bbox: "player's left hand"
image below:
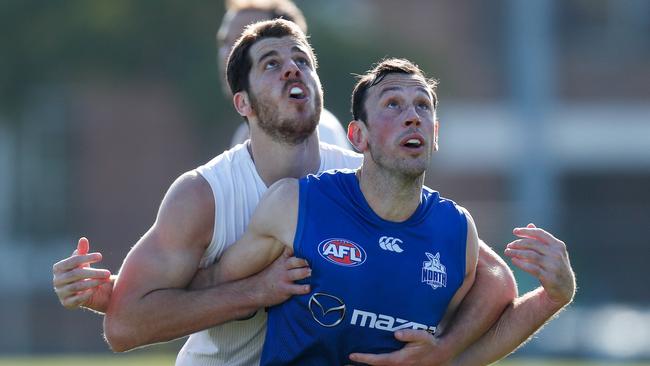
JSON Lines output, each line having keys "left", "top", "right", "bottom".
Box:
{"left": 505, "top": 223, "right": 576, "bottom": 308}
{"left": 348, "top": 329, "right": 450, "bottom": 366}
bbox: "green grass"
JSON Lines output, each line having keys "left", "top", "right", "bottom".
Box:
{"left": 0, "top": 354, "right": 175, "bottom": 366}
{"left": 497, "top": 359, "right": 650, "bottom": 366}
{"left": 0, "top": 355, "right": 648, "bottom": 366}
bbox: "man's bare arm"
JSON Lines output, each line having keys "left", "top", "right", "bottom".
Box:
{"left": 451, "top": 224, "right": 576, "bottom": 366}
{"left": 212, "top": 178, "right": 301, "bottom": 284}
{"left": 432, "top": 241, "right": 518, "bottom": 360}
{"left": 103, "top": 173, "right": 308, "bottom": 352}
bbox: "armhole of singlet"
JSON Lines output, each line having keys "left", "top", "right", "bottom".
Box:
{"left": 293, "top": 177, "right": 309, "bottom": 261}
{"left": 458, "top": 204, "right": 468, "bottom": 279}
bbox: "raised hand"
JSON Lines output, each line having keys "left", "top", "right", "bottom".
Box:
{"left": 53, "top": 237, "right": 114, "bottom": 313}
{"left": 505, "top": 223, "right": 576, "bottom": 307}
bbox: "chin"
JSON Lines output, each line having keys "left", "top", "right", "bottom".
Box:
{"left": 397, "top": 161, "right": 427, "bottom": 178}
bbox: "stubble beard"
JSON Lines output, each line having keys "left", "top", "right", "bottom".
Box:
{"left": 249, "top": 88, "right": 322, "bottom": 146}
{"left": 367, "top": 141, "right": 428, "bottom": 181}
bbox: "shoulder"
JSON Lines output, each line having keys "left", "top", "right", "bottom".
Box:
{"left": 426, "top": 189, "right": 465, "bottom": 217}
{"left": 319, "top": 142, "right": 363, "bottom": 170}
{"left": 196, "top": 143, "right": 249, "bottom": 173}
{"left": 455, "top": 205, "right": 479, "bottom": 261}
{"left": 318, "top": 108, "right": 351, "bottom": 149}
{"left": 319, "top": 108, "right": 342, "bottom": 128}
{"left": 249, "top": 178, "right": 299, "bottom": 234}
{"left": 160, "top": 171, "right": 213, "bottom": 219}
{"left": 441, "top": 196, "right": 477, "bottom": 236}
{"left": 154, "top": 171, "right": 214, "bottom": 246}
{"left": 264, "top": 178, "right": 299, "bottom": 205}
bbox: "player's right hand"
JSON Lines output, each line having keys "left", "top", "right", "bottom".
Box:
{"left": 252, "top": 247, "right": 311, "bottom": 307}
{"left": 52, "top": 237, "right": 114, "bottom": 313}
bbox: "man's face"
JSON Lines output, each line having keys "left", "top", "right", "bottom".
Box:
{"left": 245, "top": 35, "right": 323, "bottom": 145}
{"left": 362, "top": 73, "right": 438, "bottom": 177}
{"left": 217, "top": 9, "right": 272, "bottom": 95}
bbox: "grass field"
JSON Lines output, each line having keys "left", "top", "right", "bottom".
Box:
{"left": 0, "top": 355, "right": 648, "bottom": 366}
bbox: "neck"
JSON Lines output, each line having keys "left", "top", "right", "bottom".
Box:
{"left": 248, "top": 126, "right": 321, "bottom": 187}
{"left": 357, "top": 161, "right": 425, "bottom": 222}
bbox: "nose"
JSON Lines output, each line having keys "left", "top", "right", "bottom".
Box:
{"left": 403, "top": 106, "right": 421, "bottom": 128}
{"left": 282, "top": 60, "right": 302, "bottom": 80}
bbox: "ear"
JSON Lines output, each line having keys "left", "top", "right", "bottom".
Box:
{"left": 233, "top": 91, "right": 253, "bottom": 117}
{"left": 347, "top": 120, "right": 369, "bottom": 152}
{"left": 433, "top": 119, "right": 440, "bottom": 151}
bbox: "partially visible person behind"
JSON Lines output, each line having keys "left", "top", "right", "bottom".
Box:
{"left": 218, "top": 0, "right": 350, "bottom": 148}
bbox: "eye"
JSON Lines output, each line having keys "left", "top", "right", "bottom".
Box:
{"left": 386, "top": 100, "right": 400, "bottom": 109}
{"left": 295, "top": 57, "right": 310, "bottom": 68}
{"left": 264, "top": 60, "right": 279, "bottom": 70}
{"left": 417, "top": 102, "right": 431, "bottom": 111}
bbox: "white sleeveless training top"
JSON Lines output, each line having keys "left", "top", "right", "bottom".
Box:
{"left": 176, "top": 142, "right": 362, "bottom": 366}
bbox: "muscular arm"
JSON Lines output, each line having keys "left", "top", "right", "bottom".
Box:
{"left": 451, "top": 224, "right": 576, "bottom": 366}
{"left": 104, "top": 172, "right": 274, "bottom": 351}
{"left": 433, "top": 242, "right": 518, "bottom": 360}
{"left": 213, "top": 178, "right": 300, "bottom": 284}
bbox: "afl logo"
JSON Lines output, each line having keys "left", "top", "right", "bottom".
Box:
{"left": 318, "top": 238, "right": 367, "bottom": 267}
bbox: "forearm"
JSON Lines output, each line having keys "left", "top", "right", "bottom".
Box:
{"left": 435, "top": 242, "right": 517, "bottom": 359}
{"left": 104, "top": 275, "right": 262, "bottom": 352}
{"left": 452, "top": 287, "right": 568, "bottom": 366}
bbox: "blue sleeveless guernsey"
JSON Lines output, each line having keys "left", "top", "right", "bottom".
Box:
{"left": 260, "top": 169, "right": 467, "bottom": 365}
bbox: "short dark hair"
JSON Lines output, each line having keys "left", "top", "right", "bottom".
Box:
{"left": 226, "top": 0, "right": 308, "bottom": 33}
{"left": 351, "top": 58, "right": 438, "bottom": 124}
{"left": 226, "top": 18, "right": 316, "bottom": 95}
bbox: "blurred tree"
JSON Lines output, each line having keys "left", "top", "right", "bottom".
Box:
{"left": 0, "top": 1, "right": 225, "bottom": 125}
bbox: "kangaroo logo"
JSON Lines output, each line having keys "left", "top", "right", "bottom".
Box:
{"left": 378, "top": 236, "right": 404, "bottom": 253}
{"left": 421, "top": 252, "right": 447, "bottom": 290}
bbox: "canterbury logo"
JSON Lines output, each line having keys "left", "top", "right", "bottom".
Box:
{"left": 378, "top": 236, "right": 404, "bottom": 253}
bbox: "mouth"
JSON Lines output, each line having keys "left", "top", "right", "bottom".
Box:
{"left": 400, "top": 135, "right": 425, "bottom": 150}
{"left": 286, "top": 82, "right": 308, "bottom": 100}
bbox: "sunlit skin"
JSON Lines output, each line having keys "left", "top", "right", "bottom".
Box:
{"left": 365, "top": 73, "right": 438, "bottom": 176}
{"left": 234, "top": 36, "right": 323, "bottom": 145}
{"left": 348, "top": 73, "right": 439, "bottom": 222}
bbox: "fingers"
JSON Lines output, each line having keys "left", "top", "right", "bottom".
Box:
{"left": 394, "top": 329, "right": 433, "bottom": 343}
{"left": 287, "top": 266, "right": 311, "bottom": 282}
{"left": 513, "top": 224, "right": 558, "bottom": 244}
{"left": 52, "top": 253, "right": 104, "bottom": 274}
{"left": 504, "top": 239, "right": 545, "bottom": 259}
{"left": 55, "top": 278, "right": 106, "bottom": 300}
{"left": 509, "top": 257, "right": 543, "bottom": 278}
{"left": 504, "top": 248, "right": 544, "bottom": 267}
{"left": 285, "top": 256, "right": 309, "bottom": 269}
{"left": 506, "top": 233, "right": 567, "bottom": 264}
{"left": 60, "top": 289, "right": 93, "bottom": 309}
{"left": 284, "top": 283, "right": 311, "bottom": 296}
{"left": 349, "top": 351, "right": 394, "bottom": 365}
{"left": 77, "top": 237, "right": 90, "bottom": 255}
{"left": 53, "top": 267, "right": 111, "bottom": 287}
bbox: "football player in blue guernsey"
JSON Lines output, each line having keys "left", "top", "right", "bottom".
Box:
{"left": 211, "top": 58, "right": 481, "bottom": 365}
